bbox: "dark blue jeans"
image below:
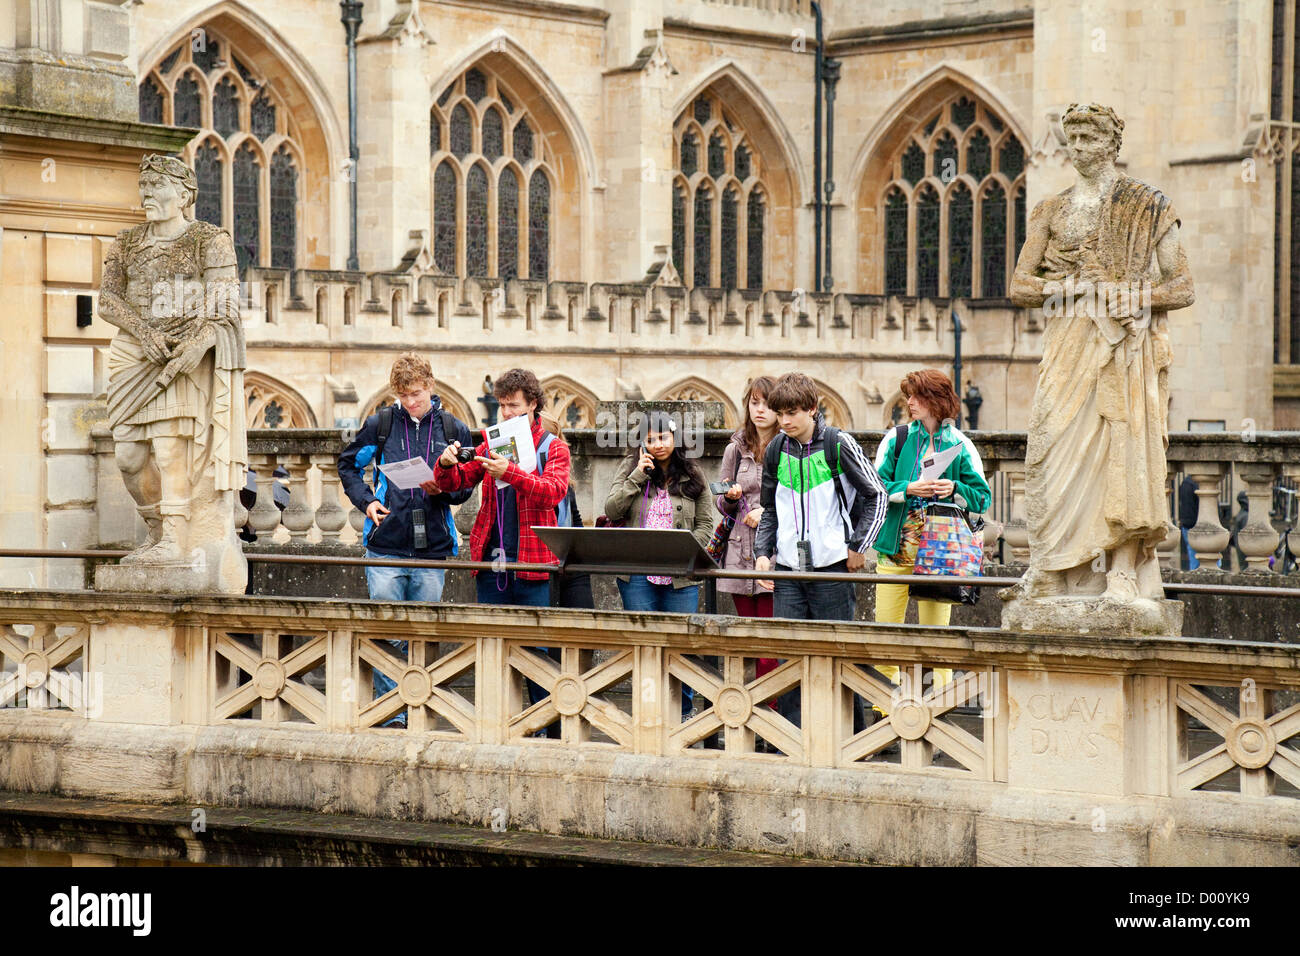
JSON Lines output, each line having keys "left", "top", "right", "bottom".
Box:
{"left": 618, "top": 576, "right": 702, "bottom": 717}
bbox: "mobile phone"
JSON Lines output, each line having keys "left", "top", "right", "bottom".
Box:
{"left": 640, "top": 445, "right": 655, "bottom": 475}
{"left": 709, "top": 480, "right": 733, "bottom": 495}
{"left": 412, "top": 507, "right": 427, "bottom": 550}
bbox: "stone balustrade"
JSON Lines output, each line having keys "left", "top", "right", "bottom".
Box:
{"left": 240, "top": 266, "right": 1034, "bottom": 357}
{"left": 1, "top": 590, "right": 1297, "bottom": 864}
{"left": 229, "top": 428, "right": 1300, "bottom": 575}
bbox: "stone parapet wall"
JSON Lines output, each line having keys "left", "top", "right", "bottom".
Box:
{"left": 0, "top": 590, "right": 1297, "bottom": 864}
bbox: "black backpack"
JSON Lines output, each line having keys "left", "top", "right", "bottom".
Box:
{"left": 374, "top": 403, "right": 460, "bottom": 467}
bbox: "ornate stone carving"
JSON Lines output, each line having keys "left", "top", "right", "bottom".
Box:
{"left": 1001, "top": 105, "right": 1195, "bottom": 635}
{"left": 95, "top": 154, "right": 248, "bottom": 594}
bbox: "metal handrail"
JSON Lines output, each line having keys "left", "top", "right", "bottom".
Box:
{"left": 2, "top": 549, "right": 1298, "bottom": 598}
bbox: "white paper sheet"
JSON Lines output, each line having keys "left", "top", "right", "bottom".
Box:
{"left": 919, "top": 444, "right": 961, "bottom": 482}
{"left": 377, "top": 456, "right": 435, "bottom": 490}
{"left": 483, "top": 414, "right": 536, "bottom": 489}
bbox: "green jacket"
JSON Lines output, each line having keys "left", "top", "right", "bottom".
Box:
{"left": 871, "top": 421, "right": 991, "bottom": 557}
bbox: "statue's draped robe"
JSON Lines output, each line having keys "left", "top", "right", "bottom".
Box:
{"left": 103, "top": 221, "right": 247, "bottom": 492}
{"left": 1025, "top": 177, "right": 1178, "bottom": 571}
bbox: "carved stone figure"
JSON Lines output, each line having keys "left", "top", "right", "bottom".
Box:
{"left": 95, "top": 154, "right": 248, "bottom": 594}
{"left": 1002, "top": 104, "right": 1195, "bottom": 634}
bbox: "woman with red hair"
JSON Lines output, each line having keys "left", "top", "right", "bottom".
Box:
{"left": 872, "top": 369, "right": 991, "bottom": 628}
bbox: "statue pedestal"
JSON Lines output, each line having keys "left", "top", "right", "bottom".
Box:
{"left": 95, "top": 547, "right": 246, "bottom": 595}
{"left": 1001, "top": 595, "right": 1183, "bottom": 637}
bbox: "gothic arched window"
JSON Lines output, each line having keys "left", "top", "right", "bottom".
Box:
{"left": 672, "top": 89, "right": 769, "bottom": 289}
{"left": 877, "top": 92, "right": 1026, "bottom": 297}
{"left": 431, "top": 65, "right": 554, "bottom": 280}
{"left": 138, "top": 30, "right": 303, "bottom": 272}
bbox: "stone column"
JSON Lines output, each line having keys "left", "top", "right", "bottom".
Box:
{"left": 1234, "top": 463, "right": 1280, "bottom": 572}
{"left": 1183, "top": 463, "right": 1231, "bottom": 567}
{"left": 248, "top": 455, "right": 283, "bottom": 541}
{"left": 1157, "top": 471, "right": 1181, "bottom": 571}
{"left": 1000, "top": 463, "right": 1030, "bottom": 563}
{"left": 280, "top": 455, "right": 315, "bottom": 542}
{"left": 312, "top": 454, "right": 348, "bottom": 543}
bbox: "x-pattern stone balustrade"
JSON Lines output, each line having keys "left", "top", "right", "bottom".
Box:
{"left": 0, "top": 622, "right": 90, "bottom": 714}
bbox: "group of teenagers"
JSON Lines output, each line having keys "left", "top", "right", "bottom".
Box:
{"left": 339, "top": 354, "right": 992, "bottom": 634}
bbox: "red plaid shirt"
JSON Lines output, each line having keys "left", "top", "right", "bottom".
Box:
{"left": 432, "top": 415, "right": 569, "bottom": 580}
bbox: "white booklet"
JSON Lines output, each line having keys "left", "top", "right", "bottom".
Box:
{"left": 377, "top": 456, "right": 435, "bottom": 491}
{"left": 919, "top": 444, "right": 961, "bottom": 481}
{"left": 484, "top": 414, "right": 536, "bottom": 488}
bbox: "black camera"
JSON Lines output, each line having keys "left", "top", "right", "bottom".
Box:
{"left": 455, "top": 444, "right": 476, "bottom": 463}
{"left": 709, "top": 480, "right": 733, "bottom": 496}
{"left": 412, "top": 506, "right": 428, "bottom": 550}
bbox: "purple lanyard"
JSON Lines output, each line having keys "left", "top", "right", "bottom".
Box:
{"left": 402, "top": 411, "right": 435, "bottom": 502}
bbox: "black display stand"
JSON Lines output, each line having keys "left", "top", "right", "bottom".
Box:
{"left": 532, "top": 527, "right": 717, "bottom": 578}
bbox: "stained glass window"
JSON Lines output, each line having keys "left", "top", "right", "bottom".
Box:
{"left": 142, "top": 32, "right": 303, "bottom": 274}
{"left": 721, "top": 188, "right": 738, "bottom": 289}
{"left": 528, "top": 170, "right": 550, "bottom": 280}
{"left": 513, "top": 117, "right": 533, "bottom": 165}
{"left": 884, "top": 188, "right": 908, "bottom": 296}
{"left": 465, "top": 68, "right": 488, "bottom": 103}
{"left": 174, "top": 74, "right": 201, "bottom": 129}
{"left": 674, "top": 91, "right": 766, "bottom": 289}
{"left": 708, "top": 133, "right": 726, "bottom": 179}
{"left": 430, "top": 65, "right": 555, "bottom": 281}
{"left": 138, "top": 78, "right": 163, "bottom": 124}
{"left": 251, "top": 94, "right": 276, "bottom": 141}
{"left": 498, "top": 169, "right": 519, "bottom": 279}
{"left": 735, "top": 144, "right": 751, "bottom": 181}
{"left": 981, "top": 183, "right": 1007, "bottom": 297}
{"left": 482, "top": 108, "right": 504, "bottom": 160}
{"left": 270, "top": 148, "right": 297, "bottom": 270}
{"left": 967, "top": 130, "right": 991, "bottom": 181}
{"left": 466, "top": 164, "right": 489, "bottom": 277}
{"left": 195, "top": 142, "right": 223, "bottom": 227}
{"left": 681, "top": 132, "right": 699, "bottom": 177}
{"left": 433, "top": 161, "right": 457, "bottom": 274}
{"left": 902, "top": 142, "right": 925, "bottom": 185}
{"left": 672, "top": 183, "right": 686, "bottom": 275}
{"left": 450, "top": 105, "right": 472, "bottom": 158}
{"left": 191, "top": 37, "right": 220, "bottom": 73}
{"left": 934, "top": 132, "right": 958, "bottom": 182}
{"left": 951, "top": 96, "right": 976, "bottom": 131}
{"left": 746, "top": 191, "right": 764, "bottom": 290}
{"left": 158, "top": 47, "right": 181, "bottom": 76}
{"left": 213, "top": 78, "right": 240, "bottom": 139}
{"left": 880, "top": 92, "right": 1025, "bottom": 300}
{"left": 999, "top": 136, "right": 1025, "bottom": 179}
{"left": 693, "top": 188, "right": 712, "bottom": 287}
{"left": 232, "top": 55, "right": 257, "bottom": 88}
{"left": 916, "top": 186, "right": 940, "bottom": 297}
{"left": 233, "top": 145, "right": 260, "bottom": 274}
{"left": 948, "top": 183, "right": 973, "bottom": 298}
{"left": 1014, "top": 185, "right": 1026, "bottom": 270}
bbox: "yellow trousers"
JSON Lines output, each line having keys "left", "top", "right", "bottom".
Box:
{"left": 872, "top": 560, "right": 951, "bottom": 712}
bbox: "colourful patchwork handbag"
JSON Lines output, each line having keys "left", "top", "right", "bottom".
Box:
{"left": 909, "top": 502, "right": 984, "bottom": 606}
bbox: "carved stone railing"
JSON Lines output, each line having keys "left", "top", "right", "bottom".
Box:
{"left": 1, "top": 591, "right": 1298, "bottom": 866}
{"left": 229, "top": 429, "right": 1300, "bottom": 576}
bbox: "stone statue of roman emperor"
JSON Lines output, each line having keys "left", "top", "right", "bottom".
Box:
{"left": 1002, "top": 104, "right": 1195, "bottom": 632}
{"left": 95, "top": 154, "right": 248, "bottom": 593}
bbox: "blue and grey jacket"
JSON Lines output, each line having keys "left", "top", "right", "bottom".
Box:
{"left": 337, "top": 398, "right": 474, "bottom": 558}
